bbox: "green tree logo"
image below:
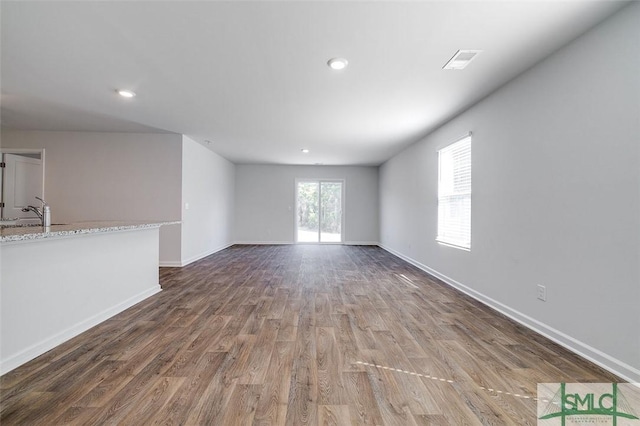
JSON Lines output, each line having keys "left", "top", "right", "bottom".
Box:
{"left": 539, "top": 383, "right": 639, "bottom": 425}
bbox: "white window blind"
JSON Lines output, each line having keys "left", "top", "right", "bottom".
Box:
{"left": 437, "top": 135, "right": 471, "bottom": 250}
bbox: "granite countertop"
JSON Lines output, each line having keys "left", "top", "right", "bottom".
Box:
{"left": 0, "top": 221, "right": 181, "bottom": 243}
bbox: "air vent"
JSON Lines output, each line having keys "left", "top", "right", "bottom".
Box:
{"left": 443, "top": 50, "right": 482, "bottom": 70}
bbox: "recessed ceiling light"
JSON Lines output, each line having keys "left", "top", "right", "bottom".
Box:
{"left": 443, "top": 50, "right": 482, "bottom": 70}
{"left": 117, "top": 89, "right": 136, "bottom": 98}
{"left": 301, "top": 149, "right": 310, "bottom": 153}
{"left": 327, "top": 58, "right": 348, "bottom": 70}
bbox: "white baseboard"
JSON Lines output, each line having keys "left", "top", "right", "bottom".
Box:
{"left": 176, "top": 243, "right": 235, "bottom": 267}
{"left": 162, "top": 242, "right": 380, "bottom": 267}
{"left": 0, "top": 285, "right": 161, "bottom": 375}
{"left": 379, "top": 244, "right": 640, "bottom": 384}
{"left": 233, "top": 241, "right": 380, "bottom": 246}
{"left": 344, "top": 241, "right": 379, "bottom": 246}
{"left": 159, "top": 260, "right": 183, "bottom": 267}
{"left": 233, "top": 241, "right": 292, "bottom": 245}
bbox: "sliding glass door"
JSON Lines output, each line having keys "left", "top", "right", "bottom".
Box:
{"left": 296, "top": 180, "right": 343, "bottom": 243}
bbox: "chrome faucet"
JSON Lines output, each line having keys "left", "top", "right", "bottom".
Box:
{"left": 21, "top": 196, "right": 51, "bottom": 227}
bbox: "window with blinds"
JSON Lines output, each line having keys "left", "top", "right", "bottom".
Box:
{"left": 437, "top": 134, "right": 471, "bottom": 250}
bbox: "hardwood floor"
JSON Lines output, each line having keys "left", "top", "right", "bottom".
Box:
{"left": 0, "top": 244, "right": 624, "bottom": 425}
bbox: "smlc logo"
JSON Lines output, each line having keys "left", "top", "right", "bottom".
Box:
{"left": 538, "top": 383, "right": 640, "bottom": 425}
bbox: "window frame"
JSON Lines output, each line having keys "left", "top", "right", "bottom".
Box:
{"left": 436, "top": 134, "right": 472, "bottom": 251}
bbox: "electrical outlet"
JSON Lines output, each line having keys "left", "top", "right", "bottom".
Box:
{"left": 537, "top": 284, "right": 546, "bottom": 301}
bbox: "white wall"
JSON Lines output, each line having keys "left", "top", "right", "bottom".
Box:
{"left": 0, "top": 131, "right": 183, "bottom": 263}
{"left": 380, "top": 3, "right": 640, "bottom": 382}
{"left": 180, "top": 136, "right": 235, "bottom": 266}
{"left": 235, "top": 165, "right": 379, "bottom": 244}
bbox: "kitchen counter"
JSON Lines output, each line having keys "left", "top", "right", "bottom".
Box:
{"left": 0, "top": 220, "right": 180, "bottom": 243}
{"left": 1, "top": 220, "right": 178, "bottom": 374}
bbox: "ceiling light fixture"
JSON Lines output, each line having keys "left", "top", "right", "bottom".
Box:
{"left": 443, "top": 50, "right": 482, "bottom": 70}
{"left": 117, "top": 89, "right": 136, "bottom": 98}
{"left": 327, "top": 58, "right": 348, "bottom": 70}
{"left": 301, "top": 149, "right": 310, "bottom": 153}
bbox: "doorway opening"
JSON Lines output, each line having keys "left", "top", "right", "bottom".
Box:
{"left": 296, "top": 180, "right": 343, "bottom": 243}
{"left": 1, "top": 149, "right": 45, "bottom": 219}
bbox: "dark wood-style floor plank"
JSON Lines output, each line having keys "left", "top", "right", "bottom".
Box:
{"left": 0, "top": 244, "right": 629, "bottom": 425}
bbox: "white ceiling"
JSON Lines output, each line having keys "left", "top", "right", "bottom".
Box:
{"left": 0, "top": 1, "right": 629, "bottom": 165}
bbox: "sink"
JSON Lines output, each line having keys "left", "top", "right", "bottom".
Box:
{"left": 1, "top": 218, "right": 40, "bottom": 225}
{"left": 0, "top": 223, "right": 67, "bottom": 228}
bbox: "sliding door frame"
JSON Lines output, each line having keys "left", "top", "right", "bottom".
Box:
{"left": 294, "top": 178, "right": 345, "bottom": 244}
